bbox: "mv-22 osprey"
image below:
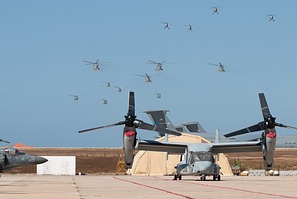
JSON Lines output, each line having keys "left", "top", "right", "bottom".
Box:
{"left": 79, "top": 92, "right": 181, "bottom": 169}
{"left": 135, "top": 93, "right": 297, "bottom": 180}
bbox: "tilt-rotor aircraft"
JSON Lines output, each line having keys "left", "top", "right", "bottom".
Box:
{"left": 135, "top": 93, "right": 296, "bottom": 180}
{"left": 79, "top": 91, "right": 181, "bottom": 169}
{"left": 0, "top": 140, "right": 48, "bottom": 174}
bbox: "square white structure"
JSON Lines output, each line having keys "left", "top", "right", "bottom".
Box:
{"left": 37, "top": 156, "right": 76, "bottom": 175}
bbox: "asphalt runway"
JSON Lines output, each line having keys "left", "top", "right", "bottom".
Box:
{"left": 1, "top": 174, "right": 297, "bottom": 199}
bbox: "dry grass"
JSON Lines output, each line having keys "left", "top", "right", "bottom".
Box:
{"left": 5, "top": 148, "right": 297, "bottom": 174}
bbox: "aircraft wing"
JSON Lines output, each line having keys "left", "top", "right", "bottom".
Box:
{"left": 211, "top": 141, "right": 262, "bottom": 153}
{"left": 136, "top": 140, "right": 187, "bottom": 154}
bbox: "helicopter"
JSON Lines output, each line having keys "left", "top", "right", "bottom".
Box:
{"left": 102, "top": 81, "right": 113, "bottom": 87}
{"left": 155, "top": 93, "right": 161, "bottom": 99}
{"left": 100, "top": 99, "right": 108, "bottom": 105}
{"left": 212, "top": 7, "right": 219, "bottom": 14}
{"left": 267, "top": 14, "right": 275, "bottom": 22}
{"left": 147, "top": 60, "right": 167, "bottom": 71}
{"left": 79, "top": 91, "right": 181, "bottom": 168}
{"left": 162, "top": 21, "right": 170, "bottom": 29}
{"left": 83, "top": 59, "right": 108, "bottom": 71}
{"left": 114, "top": 86, "right": 123, "bottom": 93}
{"left": 69, "top": 95, "right": 79, "bottom": 101}
{"left": 207, "top": 62, "right": 226, "bottom": 72}
{"left": 135, "top": 73, "right": 152, "bottom": 83}
{"left": 185, "top": 24, "right": 193, "bottom": 32}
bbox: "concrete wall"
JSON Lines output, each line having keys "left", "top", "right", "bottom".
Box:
{"left": 37, "top": 156, "right": 76, "bottom": 175}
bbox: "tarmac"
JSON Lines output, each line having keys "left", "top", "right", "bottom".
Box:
{"left": 1, "top": 174, "right": 297, "bottom": 199}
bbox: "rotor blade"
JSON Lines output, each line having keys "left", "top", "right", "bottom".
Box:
{"left": 128, "top": 91, "right": 135, "bottom": 116}
{"left": 224, "top": 122, "right": 265, "bottom": 137}
{"left": 147, "top": 60, "right": 158, "bottom": 64}
{"left": 207, "top": 63, "right": 219, "bottom": 66}
{"left": 78, "top": 121, "right": 126, "bottom": 133}
{"left": 82, "top": 60, "right": 95, "bottom": 64}
{"left": 0, "top": 139, "right": 10, "bottom": 143}
{"left": 135, "top": 74, "right": 146, "bottom": 77}
{"left": 259, "top": 93, "right": 271, "bottom": 119}
{"left": 134, "top": 119, "right": 181, "bottom": 136}
{"left": 275, "top": 122, "right": 297, "bottom": 130}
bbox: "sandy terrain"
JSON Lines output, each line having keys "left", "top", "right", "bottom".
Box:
{"left": 4, "top": 148, "right": 297, "bottom": 174}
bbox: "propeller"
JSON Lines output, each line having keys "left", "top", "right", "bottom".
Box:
{"left": 224, "top": 93, "right": 297, "bottom": 138}
{"left": 79, "top": 91, "right": 181, "bottom": 136}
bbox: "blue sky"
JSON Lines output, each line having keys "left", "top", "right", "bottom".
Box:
{"left": 1, "top": 1, "right": 297, "bottom": 147}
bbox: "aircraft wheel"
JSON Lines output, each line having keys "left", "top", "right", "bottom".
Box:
{"left": 200, "top": 176, "right": 206, "bottom": 181}
{"left": 178, "top": 175, "right": 182, "bottom": 180}
{"left": 218, "top": 175, "right": 221, "bottom": 181}
{"left": 173, "top": 175, "right": 177, "bottom": 180}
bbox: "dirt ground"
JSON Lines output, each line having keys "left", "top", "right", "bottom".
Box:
{"left": 4, "top": 148, "right": 297, "bottom": 174}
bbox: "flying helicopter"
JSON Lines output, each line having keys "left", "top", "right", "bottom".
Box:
{"left": 162, "top": 21, "right": 170, "bottom": 29}
{"left": 185, "top": 24, "right": 193, "bottom": 32}
{"left": 100, "top": 99, "right": 108, "bottom": 105}
{"left": 102, "top": 81, "right": 113, "bottom": 87}
{"left": 135, "top": 73, "right": 152, "bottom": 83}
{"left": 212, "top": 7, "right": 219, "bottom": 14}
{"left": 207, "top": 62, "right": 226, "bottom": 72}
{"left": 83, "top": 59, "right": 109, "bottom": 71}
{"left": 267, "top": 14, "right": 275, "bottom": 22}
{"left": 114, "top": 86, "right": 123, "bottom": 93}
{"left": 0, "top": 140, "right": 47, "bottom": 174}
{"left": 147, "top": 60, "right": 167, "bottom": 71}
{"left": 155, "top": 93, "right": 161, "bottom": 99}
{"left": 79, "top": 91, "right": 181, "bottom": 168}
{"left": 69, "top": 95, "right": 79, "bottom": 101}
{"left": 224, "top": 93, "right": 297, "bottom": 171}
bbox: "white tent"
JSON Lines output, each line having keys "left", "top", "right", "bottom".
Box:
{"left": 128, "top": 133, "right": 233, "bottom": 176}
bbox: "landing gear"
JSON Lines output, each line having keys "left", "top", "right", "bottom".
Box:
{"left": 200, "top": 176, "right": 206, "bottom": 181}
{"left": 173, "top": 174, "right": 182, "bottom": 180}
{"left": 213, "top": 175, "right": 221, "bottom": 181}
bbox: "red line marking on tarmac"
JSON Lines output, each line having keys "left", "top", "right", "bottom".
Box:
{"left": 154, "top": 176, "right": 297, "bottom": 199}
{"left": 113, "top": 176, "right": 195, "bottom": 199}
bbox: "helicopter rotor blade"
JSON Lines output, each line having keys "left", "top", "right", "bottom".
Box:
{"left": 78, "top": 121, "right": 126, "bottom": 133}
{"left": 275, "top": 123, "right": 297, "bottom": 130}
{"left": 0, "top": 139, "right": 10, "bottom": 144}
{"left": 134, "top": 119, "right": 181, "bottom": 136}
{"left": 83, "top": 60, "right": 95, "bottom": 64}
{"left": 147, "top": 60, "right": 158, "bottom": 64}
{"left": 259, "top": 93, "right": 271, "bottom": 119}
{"left": 207, "top": 63, "right": 219, "bottom": 66}
{"left": 128, "top": 91, "right": 135, "bottom": 116}
{"left": 224, "top": 122, "right": 266, "bottom": 138}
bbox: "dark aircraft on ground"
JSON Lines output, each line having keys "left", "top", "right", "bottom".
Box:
{"left": 0, "top": 140, "right": 48, "bottom": 174}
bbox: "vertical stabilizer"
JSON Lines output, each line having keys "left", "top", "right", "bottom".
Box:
{"left": 144, "top": 110, "right": 177, "bottom": 136}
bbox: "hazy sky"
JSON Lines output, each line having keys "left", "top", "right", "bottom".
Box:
{"left": 1, "top": 1, "right": 297, "bottom": 147}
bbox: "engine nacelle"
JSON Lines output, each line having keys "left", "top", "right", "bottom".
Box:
{"left": 123, "top": 130, "right": 137, "bottom": 169}
{"left": 262, "top": 131, "right": 276, "bottom": 170}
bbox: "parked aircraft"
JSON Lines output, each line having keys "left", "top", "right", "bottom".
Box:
{"left": 79, "top": 92, "right": 181, "bottom": 169}
{"left": 0, "top": 146, "right": 48, "bottom": 173}
{"left": 136, "top": 132, "right": 262, "bottom": 181}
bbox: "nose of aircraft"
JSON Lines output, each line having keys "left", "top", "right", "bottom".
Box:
{"left": 35, "top": 156, "right": 48, "bottom": 164}
{"left": 193, "top": 161, "right": 213, "bottom": 173}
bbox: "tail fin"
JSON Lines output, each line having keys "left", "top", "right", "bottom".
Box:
{"left": 182, "top": 122, "right": 207, "bottom": 133}
{"left": 144, "top": 110, "right": 177, "bottom": 137}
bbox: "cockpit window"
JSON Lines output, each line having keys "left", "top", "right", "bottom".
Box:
{"left": 189, "top": 152, "right": 214, "bottom": 164}
{"left": 4, "top": 148, "right": 22, "bottom": 155}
